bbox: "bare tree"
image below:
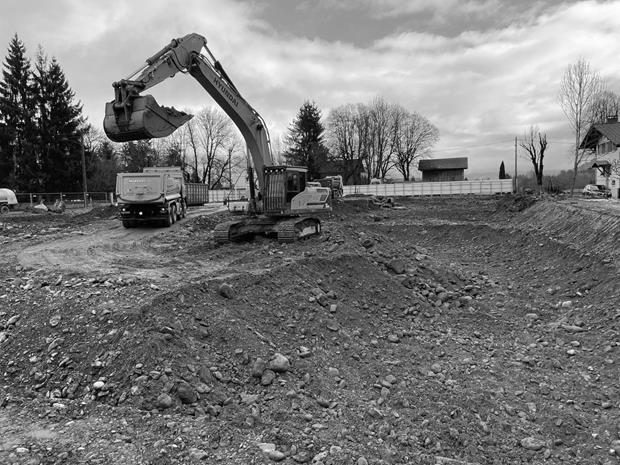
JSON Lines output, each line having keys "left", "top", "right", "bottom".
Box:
{"left": 519, "top": 126, "right": 548, "bottom": 194}
{"left": 589, "top": 89, "right": 620, "bottom": 124}
{"left": 185, "top": 119, "right": 201, "bottom": 183}
{"left": 558, "top": 58, "right": 603, "bottom": 193}
{"left": 392, "top": 106, "right": 439, "bottom": 181}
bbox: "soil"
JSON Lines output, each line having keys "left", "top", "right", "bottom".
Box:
{"left": 0, "top": 195, "right": 619, "bottom": 465}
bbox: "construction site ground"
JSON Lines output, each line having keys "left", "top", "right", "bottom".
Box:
{"left": 0, "top": 195, "right": 619, "bottom": 465}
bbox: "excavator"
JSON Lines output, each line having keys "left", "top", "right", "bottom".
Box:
{"left": 103, "top": 33, "right": 331, "bottom": 242}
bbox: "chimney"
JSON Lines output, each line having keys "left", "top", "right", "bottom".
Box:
{"left": 606, "top": 114, "right": 618, "bottom": 124}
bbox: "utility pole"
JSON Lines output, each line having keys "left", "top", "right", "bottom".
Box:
{"left": 514, "top": 136, "right": 518, "bottom": 193}
{"left": 80, "top": 132, "right": 88, "bottom": 206}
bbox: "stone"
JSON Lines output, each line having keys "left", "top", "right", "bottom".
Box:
{"left": 251, "top": 358, "right": 267, "bottom": 377}
{"left": 268, "top": 353, "right": 290, "bottom": 373}
{"left": 93, "top": 381, "right": 105, "bottom": 390}
{"left": 177, "top": 382, "right": 197, "bottom": 404}
{"left": 357, "top": 458, "right": 369, "bottom": 465}
{"left": 387, "top": 259, "right": 406, "bottom": 274}
{"left": 261, "top": 370, "right": 276, "bottom": 386}
{"left": 520, "top": 437, "right": 545, "bottom": 451}
{"left": 189, "top": 448, "right": 209, "bottom": 460}
{"left": 385, "top": 374, "right": 397, "bottom": 384}
{"left": 155, "top": 393, "right": 173, "bottom": 409}
{"left": 267, "top": 450, "right": 286, "bottom": 462}
{"left": 327, "top": 367, "right": 340, "bottom": 377}
{"left": 218, "top": 283, "right": 234, "bottom": 299}
{"left": 387, "top": 334, "right": 400, "bottom": 343}
{"left": 299, "top": 346, "right": 312, "bottom": 358}
{"left": 6, "top": 315, "right": 20, "bottom": 326}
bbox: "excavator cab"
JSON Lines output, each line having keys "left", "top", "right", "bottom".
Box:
{"left": 263, "top": 167, "right": 330, "bottom": 216}
{"left": 104, "top": 84, "right": 192, "bottom": 142}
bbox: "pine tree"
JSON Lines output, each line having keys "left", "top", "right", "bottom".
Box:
{"left": 499, "top": 161, "right": 506, "bottom": 179}
{"left": 283, "top": 101, "right": 329, "bottom": 179}
{"left": 33, "top": 49, "right": 83, "bottom": 191}
{"left": 0, "top": 34, "right": 35, "bottom": 188}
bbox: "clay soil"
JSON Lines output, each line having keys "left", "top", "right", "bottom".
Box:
{"left": 0, "top": 195, "right": 618, "bottom": 465}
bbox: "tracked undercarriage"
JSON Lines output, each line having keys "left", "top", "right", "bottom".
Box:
{"left": 213, "top": 216, "right": 322, "bottom": 243}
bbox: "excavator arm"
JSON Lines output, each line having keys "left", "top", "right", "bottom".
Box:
{"left": 104, "top": 33, "right": 273, "bottom": 188}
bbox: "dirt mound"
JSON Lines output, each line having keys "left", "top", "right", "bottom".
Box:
{"left": 495, "top": 193, "right": 538, "bottom": 212}
{"left": 1, "top": 197, "right": 620, "bottom": 464}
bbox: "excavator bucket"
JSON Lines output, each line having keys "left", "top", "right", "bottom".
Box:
{"left": 103, "top": 94, "right": 193, "bottom": 142}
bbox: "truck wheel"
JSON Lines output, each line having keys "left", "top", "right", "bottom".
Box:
{"left": 171, "top": 206, "right": 177, "bottom": 224}
{"left": 164, "top": 210, "right": 173, "bottom": 227}
{"left": 181, "top": 202, "right": 186, "bottom": 218}
{"left": 0, "top": 205, "right": 9, "bottom": 214}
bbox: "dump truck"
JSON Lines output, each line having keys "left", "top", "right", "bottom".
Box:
{"left": 116, "top": 167, "right": 186, "bottom": 228}
{"left": 0, "top": 188, "right": 18, "bottom": 214}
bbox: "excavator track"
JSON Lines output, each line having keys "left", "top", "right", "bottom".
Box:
{"left": 213, "top": 221, "right": 238, "bottom": 244}
{"left": 276, "top": 217, "right": 321, "bottom": 243}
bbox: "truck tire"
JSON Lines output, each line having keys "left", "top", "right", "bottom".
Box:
{"left": 164, "top": 209, "right": 173, "bottom": 227}
{"left": 181, "top": 201, "right": 186, "bottom": 218}
{"left": 0, "top": 205, "right": 9, "bottom": 214}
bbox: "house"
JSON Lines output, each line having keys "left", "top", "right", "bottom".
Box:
{"left": 580, "top": 116, "right": 620, "bottom": 198}
{"left": 317, "top": 158, "right": 366, "bottom": 185}
{"left": 418, "top": 157, "right": 468, "bottom": 182}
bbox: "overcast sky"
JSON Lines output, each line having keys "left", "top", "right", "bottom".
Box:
{"left": 2, "top": 0, "right": 620, "bottom": 178}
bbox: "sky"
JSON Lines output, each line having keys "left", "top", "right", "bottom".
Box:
{"left": 2, "top": 0, "right": 620, "bottom": 179}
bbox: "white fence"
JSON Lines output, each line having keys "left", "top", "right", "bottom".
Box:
{"left": 202, "top": 179, "right": 513, "bottom": 204}
{"left": 343, "top": 179, "right": 513, "bottom": 197}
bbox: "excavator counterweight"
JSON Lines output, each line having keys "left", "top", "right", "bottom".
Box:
{"left": 103, "top": 95, "right": 192, "bottom": 142}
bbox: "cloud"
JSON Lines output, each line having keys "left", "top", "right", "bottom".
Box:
{"left": 2, "top": 0, "right": 619, "bottom": 177}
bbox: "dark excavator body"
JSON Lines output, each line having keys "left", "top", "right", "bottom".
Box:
{"left": 103, "top": 95, "right": 192, "bottom": 143}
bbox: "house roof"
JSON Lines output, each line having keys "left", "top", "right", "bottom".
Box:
{"left": 580, "top": 121, "right": 620, "bottom": 149}
{"left": 418, "top": 157, "right": 468, "bottom": 171}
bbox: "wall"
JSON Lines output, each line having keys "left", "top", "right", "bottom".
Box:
{"left": 594, "top": 149, "right": 620, "bottom": 199}
{"left": 421, "top": 169, "right": 465, "bottom": 182}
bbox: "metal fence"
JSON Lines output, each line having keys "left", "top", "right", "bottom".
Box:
{"left": 15, "top": 192, "right": 113, "bottom": 209}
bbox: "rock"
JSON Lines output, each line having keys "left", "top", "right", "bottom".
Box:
{"left": 316, "top": 294, "right": 329, "bottom": 307}
{"left": 385, "top": 374, "right": 397, "bottom": 384}
{"left": 299, "top": 346, "right": 312, "bottom": 358}
{"left": 6, "top": 314, "right": 20, "bottom": 326}
{"left": 155, "top": 393, "right": 173, "bottom": 409}
{"left": 261, "top": 369, "right": 276, "bottom": 386}
{"left": 361, "top": 238, "right": 375, "bottom": 248}
{"left": 268, "top": 353, "right": 290, "bottom": 373}
{"left": 430, "top": 363, "right": 442, "bottom": 374}
{"left": 525, "top": 313, "right": 538, "bottom": 321}
{"left": 189, "top": 448, "right": 209, "bottom": 460}
{"left": 251, "top": 358, "right": 267, "bottom": 377}
{"left": 240, "top": 393, "right": 259, "bottom": 404}
{"left": 267, "top": 450, "right": 286, "bottom": 462}
{"left": 0, "top": 332, "right": 7, "bottom": 344}
{"left": 258, "top": 443, "right": 276, "bottom": 453}
{"left": 387, "top": 334, "right": 400, "bottom": 343}
{"left": 610, "top": 439, "right": 620, "bottom": 454}
{"left": 49, "top": 314, "right": 61, "bottom": 327}
{"left": 520, "top": 437, "right": 545, "bottom": 451}
{"left": 357, "top": 458, "right": 368, "bottom": 465}
{"left": 329, "top": 304, "right": 337, "bottom": 313}
{"left": 292, "top": 452, "right": 311, "bottom": 463}
{"left": 177, "top": 382, "right": 197, "bottom": 404}
{"left": 218, "top": 283, "right": 234, "bottom": 299}
{"left": 93, "top": 381, "right": 105, "bottom": 390}
{"left": 561, "top": 300, "right": 572, "bottom": 308}
{"left": 387, "top": 260, "right": 406, "bottom": 274}
{"left": 327, "top": 367, "right": 340, "bottom": 377}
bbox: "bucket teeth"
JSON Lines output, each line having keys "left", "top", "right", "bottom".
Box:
{"left": 103, "top": 95, "right": 192, "bottom": 142}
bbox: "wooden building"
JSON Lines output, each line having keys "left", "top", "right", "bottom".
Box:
{"left": 418, "top": 157, "right": 468, "bottom": 182}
